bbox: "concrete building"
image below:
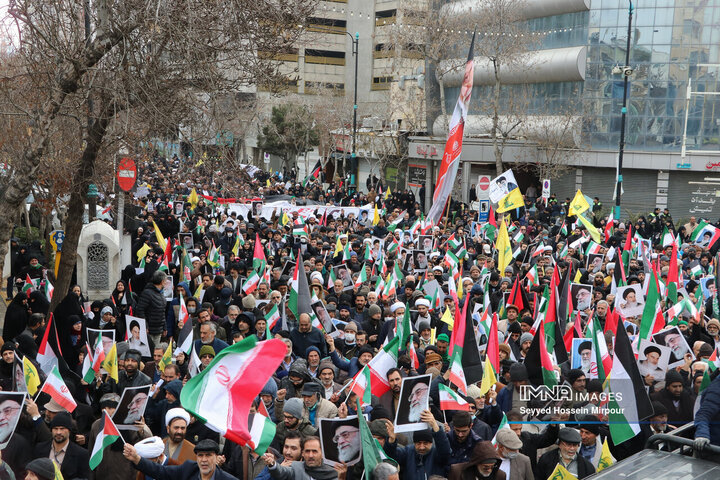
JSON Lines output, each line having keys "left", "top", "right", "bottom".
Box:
{"left": 408, "top": 0, "right": 720, "bottom": 221}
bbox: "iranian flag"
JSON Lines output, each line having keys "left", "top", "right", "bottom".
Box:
{"left": 44, "top": 279, "right": 54, "bottom": 302}
{"left": 491, "top": 413, "right": 510, "bottom": 446}
{"left": 327, "top": 267, "right": 337, "bottom": 289}
{"left": 253, "top": 233, "right": 267, "bottom": 272}
{"left": 526, "top": 265, "right": 539, "bottom": 286}
{"left": 354, "top": 264, "right": 368, "bottom": 289}
{"left": 585, "top": 241, "right": 602, "bottom": 256}
{"left": 367, "top": 336, "right": 400, "bottom": 397}
{"left": 89, "top": 411, "right": 122, "bottom": 469}
{"left": 662, "top": 226, "right": 674, "bottom": 247}
{"left": 248, "top": 413, "right": 276, "bottom": 455}
{"left": 427, "top": 32, "right": 475, "bottom": 225}
{"left": 90, "top": 333, "right": 106, "bottom": 374}
{"left": 639, "top": 269, "right": 664, "bottom": 341}
{"left": 40, "top": 365, "right": 77, "bottom": 412}
{"left": 439, "top": 383, "right": 470, "bottom": 411}
{"left": 604, "top": 211, "right": 614, "bottom": 243}
{"left": 350, "top": 365, "right": 372, "bottom": 406}
{"left": 243, "top": 270, "right": 260, "bottom": 294}
{"left": 448, "top": 350, "right": 467, "bottom": 395}
{"left": 265, "top": 303, "right": 281, "bottom": 332}
{"left": 538, "top": 322, "right": 558, "bottom": 387}
{"left": 82, "top": 343, "right": 95, "bottom": 384}
{"left": 180, "top": 337, "right": 286, "bottom": 445}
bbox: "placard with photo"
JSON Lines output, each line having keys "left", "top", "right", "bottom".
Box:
{"left": 614, "top": 284, "right": 645, "bottom": 318}
{"left": 87, "top": 328, "right": 115, "bottom": 355}
{"left": 637, "top": 339, "right": 671, "bottom": 382}
{"left": 413, "top": 250, "right": 429, "bottom": 272}
{"left": 112, "top": 385, "right": 151, "bottom": 429}
{"left": 652, "top": 326, "right": 694, "bottom": 368}
{"left": 319, "top": 416, "right": 362, "bottom": 466}
{"left": 126, "top": 315, "right": 151, "bottom": 358}
{"left": 0, "top": 392, "right": 26, "bottom": 449}
{"left": 570, "top": 283, "right": 593, "bottom": 312}
{"left": 586, "top": 253, "right": 604, "bottom": 273}
{"left": 571, "top": 338, "right": 597, "bottom": 379}
{"left": 333, "top": 265, "right": 353, "bottom": 289}
{"left": 418, "top": 235, "right": 434, "bottom": 253}
{"left": 394, "top": 374, "right": 431, "bottom": 433}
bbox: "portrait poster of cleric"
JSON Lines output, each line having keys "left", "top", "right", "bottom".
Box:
{"left": 112, "top": 385, "right": 151, "bottom": 429}
{"left": 0, "top": 392, "right": 26, "bottom": 450}
{"left": 652, "top": 326, "right": 695, "bottom": 368}
{"left": 394, "top": 374, "right": 431, "bottom": 433}
{"left": 319, "top": 416, "right": 362, "bottom": 466}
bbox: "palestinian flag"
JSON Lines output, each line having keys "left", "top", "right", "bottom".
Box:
{"left": 439, "top": 383, "right": 470, "bottom": 411}
{"left": 288, "top": 252, "right": 312, "bottom": 319}
{"left": 606, "top": 319, "right": 654, "bottom": 445}
{"left": 175, "top": 301, "right": 194, "bottom": 355}
{"left": 89, "top": 412, "right": 121, "bottom": 469}
{"left": 243, "top": 270, "right": 260, "bottom": 295}
{"left": 158, "top": 254, "right": 170, "bottom": 273}
{"left": 22, "top": 274, "right": 36, "bottom": 295}
{"left": 40, "top": 365, "right": 77, "bottom": 412}
{"left": 180, "top": 337, "right": 286, "bottom": 445}
{"left": 293, "top": 218, "right": 309, "bottom": 238}
{"left": 367, "top": 336, "right": 400, "bottom": 397}
{"left": 207, "top": 242, "right": 221, "bottom": 268}
{"left": 302, "top": 160, "right": 322, "bottom": 187}
{"left": 538, "top": 322, "right": 558, "bottom": 387}
{"left": 265, "top": 303, "right": 281, "bottom": 332}
{"left": 248, "top": 413, "right": 276, "bottom": 455}
{"left": 350, "top": 365, "right": 372, "bottom": 406}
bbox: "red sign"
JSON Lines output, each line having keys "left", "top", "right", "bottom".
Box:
{"left": 117, "top": 157, "right": 137, "bottom": 192}
{"left": 478, "top": 176, "right": 491, "bottom": 191}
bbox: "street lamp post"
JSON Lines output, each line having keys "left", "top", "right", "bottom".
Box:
{"left": 614, "top": 1, "right": 633, "bottom": 220}
{"left": 349, "top": 32, "right": 359, "bottom": 192}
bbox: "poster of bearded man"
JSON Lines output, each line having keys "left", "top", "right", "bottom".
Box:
{"left": 394, "top": 374, "right": 431, "bottom": 433}
{"left": 319, "top": 416, "right": 362, "bottom": 466}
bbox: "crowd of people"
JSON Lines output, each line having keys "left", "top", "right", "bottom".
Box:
{"left": 1, "top": 152, "right": 719, "bottom": 480}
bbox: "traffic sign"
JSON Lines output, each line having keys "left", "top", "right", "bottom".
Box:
{"left": 49, "top": 230, "right": 65, "bottom": 252}
{"left": 542, "top": 179, "right": 551, "bottom": 199}
{"left": 117, "top": 157, "right": 137, "bottom": 192}
{"left": 478, "top": 176, "right": 490, "bottom": 190}
{"left": 478, "top": 200, "right": 490, "bottom": 222}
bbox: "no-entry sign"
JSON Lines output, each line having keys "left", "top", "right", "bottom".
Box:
{"left": 117, "top": 157, "right": 137, "bottom": 192}
{"left": 478, "top": 176, "right": 490, "bottom": 190}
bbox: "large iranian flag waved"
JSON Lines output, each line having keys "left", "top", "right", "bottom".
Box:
{"left": 426, "top": 32, "right": 476, "bottom": 225}
{"left": 439, "top": 383, "right": 470, "bottom": 411}
{"left": 367, "top": 336, "right": 400, "bottom": 397}
{"left": 180, "top": 336, "right": 286, "bottom": 445}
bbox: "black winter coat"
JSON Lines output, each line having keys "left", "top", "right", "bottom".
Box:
{"left": 135, "top": 284, "right": 167, "bottom": 334}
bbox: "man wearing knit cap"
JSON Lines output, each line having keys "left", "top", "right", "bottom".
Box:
{"left": 388, "top": 410, "right": 451, "bottom": 480}
{"left": 497, "top": 364, "right": 530, "bottom": 413}
{"left": 495, "top": 428, "right": 533, "bottom": 480}
{"left": 651, "top": 369, "right": 696, "bottom": 427}
{"left": 198, "top": 345, "right": 215, "bottom": 370}
{"left": 317, "top": 362, "right": 342, "bottom": 401}
{"left": 271, "top": 397, "right": 318, "bottom": 450}
{"left": 334, "top": 321, "right": 359, "bottom": 359}
{"left": 163, "top": 408, "right": 196, "bottom": 463}
{"left": 327, "top": 335, "right": 374, "bottom": 378}
{"left": 33, "top": 412, "right": 90, "bottom": 480}
{"left": 576, "top": 416, "right": 603, "bottom": 469}
{"left": 363, "top": 304, "right": 383, "bottom": 348}
{"left": 436, "top": 334, "right": 450, "bottom": 362}
{"left": 118, "top": 349, "right": 152, "bottom": 392}
{"left": 125, "top": 438, "right": 237, "bottom": 480}
{"left": 518, "top": 333, "right": 533, "bottom": 360}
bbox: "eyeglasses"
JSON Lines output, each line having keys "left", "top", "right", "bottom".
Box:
{"left": 333, "top": 430, "right": 357, "bottom": 443}
{"left": 0, "top": 406, "right": 19, "bottom": 418}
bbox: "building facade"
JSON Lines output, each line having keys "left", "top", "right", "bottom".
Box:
{"left": 409, "top": 0, "right": 720, "bottom": 221}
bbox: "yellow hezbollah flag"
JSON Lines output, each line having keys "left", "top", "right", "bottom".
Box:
{"left": 496, "top": 188, "right": 524, "bottom": 213}
{"left": 158, "top": 343, "right": 173, "bottom": 372}
{"left": 479, "top": 356, "right": 497, "bottom": 396}
{"left": 568, "top": 189, "right": 590, "bottom": 217}
{"left": 577, "top": 213, "right": 602, "bottom": 243}
{"left": 548, "top": 464, "right": 578, "bottom": 480}
{"left": 372, "top": 205, "right": 380, "bottom": 226}
{"left": 53, "top": 460, "right": 64, "bottom": 480}
{"left": 597, "top": 438, "right": 615, "bottom": 472}
{"left": 188, "top": 188, "right": 199, "bottom": 209}
{"left": 136, "top": 243, "right": 151, "bottom": 262}
{"left": 440, "top": 307, "right": 454, "bottom": 331}
{"left": 333, "top": 237, "right": 344, "bottom": 258}
{"left": 496, "top": 219, "right": 512, "bottom": 274}
{"left": 152, "top": 220, "right": 167, "bottom": 250}
{"left": 385, "top": 187, "right": 391, "bottom": 200}
{"left": 101, "top": 343, "right": 119, "bottom": 382}
{"left": 23, "top": 356, "right": 41, "bottom": 396}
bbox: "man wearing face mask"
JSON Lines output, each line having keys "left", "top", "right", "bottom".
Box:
{"left": 448, "top": 441, "right": 505, "bottom": 480}
{"left": 537, "top": 428, "right": 595, "bottom": 480}
{"left": 494, "top": 429, "right": 533, "bottom": 480}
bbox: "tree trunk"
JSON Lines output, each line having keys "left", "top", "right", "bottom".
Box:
{"left": 50, "top": 112, "right": 112, "bottom": 311}
{"left": 438, "top": 77, "right": 449, "bottom": 133}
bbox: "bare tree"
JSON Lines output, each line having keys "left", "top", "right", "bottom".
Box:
{"left": 0, "top": 0, "right": 318, "bottom": 309}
